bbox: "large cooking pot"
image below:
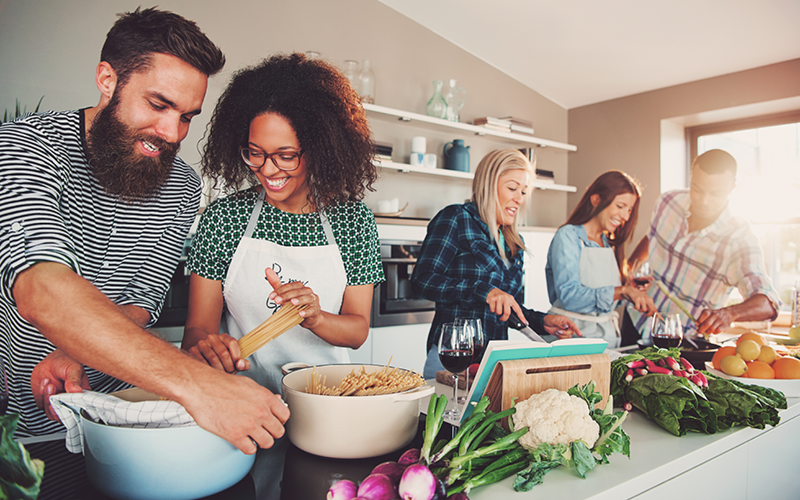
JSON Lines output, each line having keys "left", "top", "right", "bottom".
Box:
{"left": 81, "top": 390, "right": 255, "bottom": 500}
{"left": 281, "top": 364, "right": 434, "bottom": 459}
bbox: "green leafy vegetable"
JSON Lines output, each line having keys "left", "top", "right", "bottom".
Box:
{"left": 702, "top": 372, "right": 786, "bottom": 430}
{"left": 610, "top": 349, "right": 787, "bottom": 436}
{"left": 512, "top": 382, "right": 631, "bottom": 492}
{"left": 0, "top": 414, "right": 45, "bottom": 500}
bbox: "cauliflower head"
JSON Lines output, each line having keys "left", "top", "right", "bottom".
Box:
{"left": 512, "top": 388, "right": 600, "bottom": 451}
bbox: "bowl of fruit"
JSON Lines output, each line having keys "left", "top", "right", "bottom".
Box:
{"left": 706, "top": 331, "right": 800, "bottom": 396}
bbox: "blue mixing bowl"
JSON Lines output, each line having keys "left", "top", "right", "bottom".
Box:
{"left": 81, "top": 414, "right": 255, "bottom": 500}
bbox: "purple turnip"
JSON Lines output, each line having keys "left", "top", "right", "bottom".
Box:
{"left": 398, "top": 448, "right": 421, "bottom": 465}
{"left": 356, "top": 473, "right": 399, "bottom": 500}
{"left": 447, "top": 494, "right": 470, "bottom": 500}
{"left": 371, "top": 461, "right": 406, "bottom": 485}
{"left": 327, "top": 479, "right": 357, "bottom": 500}
{"left": 398, "top": 464, "right": 437, "bottom": 500}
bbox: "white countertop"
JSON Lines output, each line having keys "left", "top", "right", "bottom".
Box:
{"left": 424, "top": 381, "right": 800, "bottom": 500}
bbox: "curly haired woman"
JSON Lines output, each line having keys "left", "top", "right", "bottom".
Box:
{"left": 182, "top": 53, "right": 384, "bottom": 396}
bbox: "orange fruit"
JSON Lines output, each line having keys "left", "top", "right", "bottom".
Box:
{"left": 736, "top": 332, "right": 765, "bottom": 347}
{"left": 712, "top": 346, "right": 737, "bottom": 370}
{"left": 773, "top": 357, "right": 800, "bottom": 379}
{"left": 744, "top": 360, "right": 775, "bottom": 379}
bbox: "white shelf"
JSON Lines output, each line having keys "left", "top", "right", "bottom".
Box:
{"left": 376, "top": 161, "right": 577, "bottom": 192}
{"left": 364, "top": 103, "right": 577, "bottom": 152}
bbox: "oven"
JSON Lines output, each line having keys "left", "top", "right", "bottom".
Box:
{"left": 371, "top": 239, "right": 435, "bottom": 327}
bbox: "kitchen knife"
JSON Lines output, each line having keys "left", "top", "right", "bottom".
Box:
{"left": 508, "top": 310, "right": 549, "bottom": 343}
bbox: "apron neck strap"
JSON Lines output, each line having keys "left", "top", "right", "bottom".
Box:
{"left": 244, "top": 189, "right": 266, "bottom": 239}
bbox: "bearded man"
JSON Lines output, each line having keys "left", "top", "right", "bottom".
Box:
{"left": 0, "top": 8, "right": 289, "bottom": 497}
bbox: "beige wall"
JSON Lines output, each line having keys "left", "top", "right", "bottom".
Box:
{"left": 567, "top": 58, "right": 800, "bottom": 250}
{"left": 0, "top": 0, "right": 571, "bottom": 225}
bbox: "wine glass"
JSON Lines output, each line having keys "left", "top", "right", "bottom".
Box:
{"left": 651, "top": 314, "right": 683, "bottom": 349}
{"left": 437, "top": 323, "right": 473, "bottom": 419}
{"left": 454, "top": 318, "right": 484, "bottom": 404}
{"left": 631, "top": 261, "right": 653, "bottom": 289}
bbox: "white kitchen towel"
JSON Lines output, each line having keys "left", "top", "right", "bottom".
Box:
{"left": 50, "top": 391, "right": 196, "bottom": 453}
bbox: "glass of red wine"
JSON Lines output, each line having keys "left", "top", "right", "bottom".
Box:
{"left": 454, "top": 318, "right": 484, "bottom": 404}
{"left": 438, "top": 322, "right": 473, "bottom": 419}
{"left": 651, "top": 314, "right": 683, "bottom": 348}
{"left": 632, "top": 261, "right": 653, "bottom": 289}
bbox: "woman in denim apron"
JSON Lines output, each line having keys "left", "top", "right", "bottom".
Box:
{"left": 545, "top": 171, "right": 658, "bottom": 348}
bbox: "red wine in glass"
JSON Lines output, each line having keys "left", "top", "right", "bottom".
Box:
{"left": 439, "top": 348, "right": 473, "bottom": 373}
{"left": 652, "top": 335, "right": 681, "bottom": 348}
{"left": 633, "top": 276, "right": 653, "bottom": 287}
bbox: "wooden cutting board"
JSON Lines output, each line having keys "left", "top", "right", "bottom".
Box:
{"left": 483, "top": 353, "right": 610, "bottom": 427}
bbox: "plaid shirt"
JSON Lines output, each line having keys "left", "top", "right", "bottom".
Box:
{"left": 412, "top": 202, "right": 543, "bottom": 352}
{"left": 628, "top": 189, "right": 780, "bottom": 336}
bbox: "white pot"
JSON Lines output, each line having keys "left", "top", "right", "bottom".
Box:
{"left": 281, "top": 364, "right": 434, "bottom": 459}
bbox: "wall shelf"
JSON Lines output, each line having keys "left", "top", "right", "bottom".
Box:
{"left": 376, "top": 161, "right": 577, "bottom": 192}
{"left": 364, "top": 103, "right": 577, "bottom": 152}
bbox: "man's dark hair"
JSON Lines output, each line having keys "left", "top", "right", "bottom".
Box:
{"left": 101, "top": 7, "right": 225, "bottom": 86}
{"left": 201, "top": 53, "right": 376, "bottom": 208}
{"left": 692, "top": 149, "right": 738, "bottom": 177}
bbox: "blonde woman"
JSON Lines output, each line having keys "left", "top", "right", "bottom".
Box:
{"left": 412, "top": 149, "right": 579, "bottom": 378}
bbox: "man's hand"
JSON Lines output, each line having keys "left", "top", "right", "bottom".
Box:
{"left": 543, "top": 315, "right": 582, "bottom": 339}
{"left": 179, "top": 372, "right": 291, "bottom": 454}
{"left": 696, "top": 294, "right": 776, "bottom": 335}
{"left": 31, "top": 349, "right": 91, "bottom": 420}
{"left": 696, "top": 308, "right": 737, "bottom": 335}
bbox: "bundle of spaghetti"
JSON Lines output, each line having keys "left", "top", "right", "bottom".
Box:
{"left": 238, "top": 303, "right": 308, "bottom": 359}
{"left": 305, "top": 362, "right": 425, "bottom": 396}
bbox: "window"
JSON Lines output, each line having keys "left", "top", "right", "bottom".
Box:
{"left": 689, "top": 110, "right": 800, "bottom": 310}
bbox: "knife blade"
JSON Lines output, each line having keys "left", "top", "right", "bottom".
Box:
{"left": 508, "top": 310, "right": 549, "bottom": 343}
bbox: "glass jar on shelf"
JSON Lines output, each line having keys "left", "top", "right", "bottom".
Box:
{"left": 358, "top": 59, "right": 375, "bottom": 104}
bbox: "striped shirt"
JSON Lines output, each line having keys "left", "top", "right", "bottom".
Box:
{"left": 0, "top": 109, "right": 201, "bottom": 437}
{"left": 628, "top": 189, "right": 780, "bottom": 336}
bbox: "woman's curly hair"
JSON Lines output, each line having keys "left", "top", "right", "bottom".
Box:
{"left": 201, "top": 53, "right": 376, "bottom": 207}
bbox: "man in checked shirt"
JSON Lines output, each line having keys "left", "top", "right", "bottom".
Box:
{"left": 623, "top": 149, "right": 780, "bottom": 341}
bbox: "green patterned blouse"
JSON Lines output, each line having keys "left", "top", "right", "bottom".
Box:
{"left": 187, "top": 189, "right": 384, "bottom": 289}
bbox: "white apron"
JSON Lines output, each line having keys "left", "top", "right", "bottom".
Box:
{"left": 549, "top": 239, "right": 621, "bottom": 348}
{"left": 222, "top": 190, "right": 349, "bottom": 394}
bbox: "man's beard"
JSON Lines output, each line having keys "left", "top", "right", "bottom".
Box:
{"left": 86, "top": 93, "right": 179, "bottom": 202}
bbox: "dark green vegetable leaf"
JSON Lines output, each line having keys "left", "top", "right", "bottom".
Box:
{"left": 702, "top": 372, "right": 785, "bottom": 430}
{"left": 512, "top": 460, "right": 562, "bottom": 491}
{"left": 623, "top": 373, "right": 718, "bottom": 436}
{"left": 570, "top": 440, "right": 596, "bottom": 478}
{"left": 0, "top": 414, "right": 45, "bottom": 500}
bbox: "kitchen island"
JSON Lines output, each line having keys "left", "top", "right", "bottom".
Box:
{"left": 468, "top": 396, "right": 800, "bottom": 500}
{"left": 27, "top": 390, "right": 798, "bottom": 499}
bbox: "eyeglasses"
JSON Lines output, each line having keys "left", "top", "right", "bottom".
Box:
{"left": 240, "top": 146, "right": 304, "bottom": 172}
